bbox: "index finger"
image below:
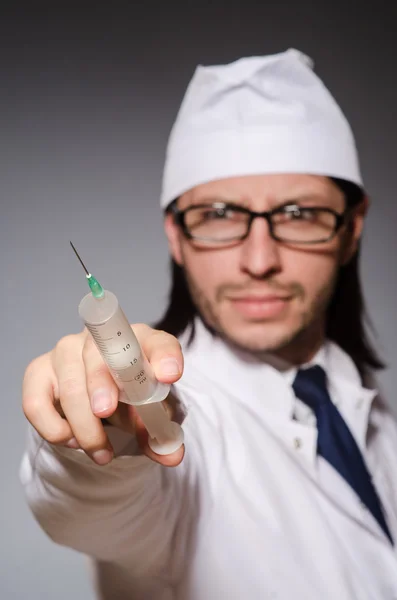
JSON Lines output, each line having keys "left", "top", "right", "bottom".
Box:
{"left": 132, "top": 324, "right": 184, "bottom": 384}
{"left": 53, "top": 339, "right": 113, "bottom": 465}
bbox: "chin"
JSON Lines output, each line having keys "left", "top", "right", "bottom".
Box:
{"left": 218, "top": 318, "right": 300, "bottom": 354}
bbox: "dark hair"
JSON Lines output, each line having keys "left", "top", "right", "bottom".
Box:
{"left": 154, "top": 177, "right": 385, "bottom": 378}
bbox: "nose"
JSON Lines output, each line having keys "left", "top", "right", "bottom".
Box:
{"left": 239, "top": 216, "right": 282, "bottom": 278}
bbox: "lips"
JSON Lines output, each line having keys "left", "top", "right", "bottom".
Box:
{"left": 229, "top": 294, "right": 290, "bottom": 302}
{"left": 227, "top": 294, "right": 292, "bottom": 319}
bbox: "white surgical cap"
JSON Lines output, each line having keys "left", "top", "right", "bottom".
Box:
{"left": 160, "top": 48, "right": 362, "bottom": 208}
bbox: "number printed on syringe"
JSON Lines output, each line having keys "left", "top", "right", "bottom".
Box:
{"left": 85, "top": 318, "right": 157, "bottom": 405}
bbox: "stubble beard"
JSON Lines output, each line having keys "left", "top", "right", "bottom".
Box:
{"left": 184, "top": 269, "right": 338, "bottom": 362}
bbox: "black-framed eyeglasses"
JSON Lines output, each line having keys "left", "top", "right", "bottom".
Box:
{"left": 171, "top": 201, "right": 348, "bottom": 245}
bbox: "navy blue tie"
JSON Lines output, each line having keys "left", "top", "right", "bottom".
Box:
{"left": 292, "top": 365, "right": 393, "bottom": 545}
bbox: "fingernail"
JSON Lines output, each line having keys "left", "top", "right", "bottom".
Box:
{"left": 65, "top": 437, "right": 79, "bottom": 449}
{"left": 159, "top": 358, "right": 180, "bottom": 376}
{"left": 92, "top": 448, "right": 113, "bottom": 465}
{"left": 91, "top": 389, "right": 112, "bottom": 413}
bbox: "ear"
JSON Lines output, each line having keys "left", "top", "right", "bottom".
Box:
{"left": 164, "top": 212, "right": 183, "bottom": 265}
{"left": 340, "top": 196, "right": 369, "bottom": 265}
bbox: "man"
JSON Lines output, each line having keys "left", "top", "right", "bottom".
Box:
{"left": 20, "top": 48, "right": 397, "bottom": 599}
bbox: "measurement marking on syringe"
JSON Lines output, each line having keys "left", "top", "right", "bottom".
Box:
{"left": 107, "top": 351, "right": 121, "bottom": 355}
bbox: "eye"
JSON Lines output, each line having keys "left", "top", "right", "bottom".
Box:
{"left": 282, "top": 205, "right": 316, "bottom": 220}
{"left": 202, "top": 207, "right": 235, "bottom": 220}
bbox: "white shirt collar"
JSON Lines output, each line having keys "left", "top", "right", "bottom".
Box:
{"left": 263, "top": 343, "right": 329, "bottom": 387}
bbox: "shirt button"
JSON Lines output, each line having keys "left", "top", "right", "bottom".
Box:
{"left": 294, "top": 437, "right": 303, "bottom": 449}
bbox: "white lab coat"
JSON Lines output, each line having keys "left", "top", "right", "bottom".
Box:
{"left": 20, "top": 318, "right": 397, "bottom": 599}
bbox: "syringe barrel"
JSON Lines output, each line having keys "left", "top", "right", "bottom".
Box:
{"left": 78, "top": 290, "right": 168, "bottom": 406}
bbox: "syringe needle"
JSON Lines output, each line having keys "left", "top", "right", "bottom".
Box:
{"left": 70, "top": 241, "right": 90, "bottom": 276}
{"left": 70, "top": 241, "right": 104, "bottom": 298}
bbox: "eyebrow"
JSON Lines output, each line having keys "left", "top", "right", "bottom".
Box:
{"left": 188, "top": 196, "right": 247, "bottom": 206}
{"left": 188, "top": 193, "right": 333, "bottom": 209}
{"left": 274, "top": 194, "right": 333, "bottom": 208}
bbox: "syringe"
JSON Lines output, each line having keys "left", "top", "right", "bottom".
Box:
{"left": 70, "top": 242, "right": 184, "bottom": 455}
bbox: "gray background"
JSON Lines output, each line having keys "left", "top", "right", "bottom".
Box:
{"left": 1, "top": 3, "right": 396, "bottom": 599}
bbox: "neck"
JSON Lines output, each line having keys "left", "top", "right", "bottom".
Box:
{"left": 195, "top": 314, "right": 326, "bottom": 369}
{"left": 271, "top": 317, "right": 326, "bottom": 366}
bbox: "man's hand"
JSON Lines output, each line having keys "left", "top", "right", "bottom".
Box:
{"left": 22, "top": 324, "right": 185, "bottom": 467}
